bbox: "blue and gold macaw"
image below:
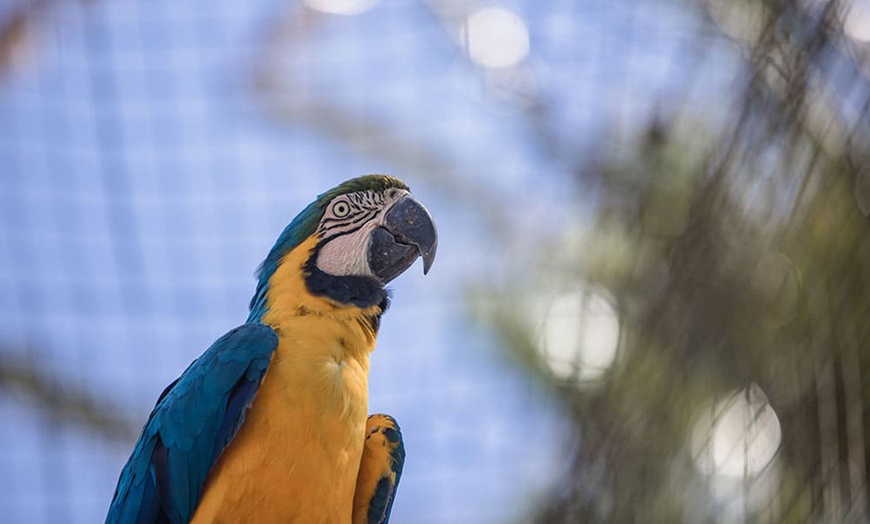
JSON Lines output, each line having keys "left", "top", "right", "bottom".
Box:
{"left": 107, "top": 175, "right": 436, "bottom": 524}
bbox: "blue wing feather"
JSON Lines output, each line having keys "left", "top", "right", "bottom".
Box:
{"left": 106, "top": 323, "right": 278, "bottom": 524}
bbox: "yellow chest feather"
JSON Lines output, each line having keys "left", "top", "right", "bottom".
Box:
{"left": 191, "top": 237, "right": 381, "bottom": 524}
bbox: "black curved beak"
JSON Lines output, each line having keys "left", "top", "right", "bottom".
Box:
{"left": 367, "top": 195, "right": 438, "bottom": 284}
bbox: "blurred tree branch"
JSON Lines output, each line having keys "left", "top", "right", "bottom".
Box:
{"left": 0, "top": 351, "right": 139, "bottom": 442}
{"left": 0, "top": 0, "right": 100, "bottom": 84}
{"left": 0, "top": 4, "right": 31, "bottom": 83}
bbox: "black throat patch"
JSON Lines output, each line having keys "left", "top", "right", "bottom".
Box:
{"left": 303, "top": 256, "right": 389, "bottom": 311}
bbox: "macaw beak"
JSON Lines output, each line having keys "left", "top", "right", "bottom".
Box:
{"left": 367, "top": 195, "right": 438, "bottom": 284}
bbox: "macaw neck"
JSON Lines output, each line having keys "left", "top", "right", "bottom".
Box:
{"left": 257, "top": 235, "right": 385, "bottom": 355}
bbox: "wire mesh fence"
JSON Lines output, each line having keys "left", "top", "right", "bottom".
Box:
{"left": 1, "top": 0, "right": 869, "bottom": 522}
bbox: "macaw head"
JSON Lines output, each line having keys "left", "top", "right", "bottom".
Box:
{"left": 249, "top": 175, "right": 437, "bottom": 318}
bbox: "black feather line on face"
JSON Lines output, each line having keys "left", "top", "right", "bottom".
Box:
{"left": 320, "top": 210, "right": 377, "bottom": 235}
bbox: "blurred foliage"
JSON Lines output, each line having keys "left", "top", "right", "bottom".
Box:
{"left": 473, "top": 0, "right": 870, "bottom": 521}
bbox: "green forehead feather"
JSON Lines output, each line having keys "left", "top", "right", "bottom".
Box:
{"left": 319, "top": 174, "right": 409, "bottom": 202}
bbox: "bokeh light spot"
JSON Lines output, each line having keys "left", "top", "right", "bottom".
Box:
{"left": 707, "top": 0, "right": 766, "bottom": 43}
{"left": 691, "top": 384, "right": 782, "bottom": 478}
{"left": 536, "top": 288, "right": 620, "bottom": 384}
{"left": 844, "top": 0, "right": 870, "bottom": 42}
{"left": 305, "top": 0, "right": 380, "bottom": 16}
{"left": 462, "top": 7, "right": 530, "bottom": 69}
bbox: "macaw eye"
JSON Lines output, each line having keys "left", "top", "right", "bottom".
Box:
{"left": 332, "top": 200, "right": 351, "bottom": 217}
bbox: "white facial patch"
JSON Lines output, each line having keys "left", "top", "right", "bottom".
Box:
{"left": 314, "top": 189, "right": 410, "bottom": 278}
{"left": 315, "top": 221, "right": 379, "bottom": 277}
